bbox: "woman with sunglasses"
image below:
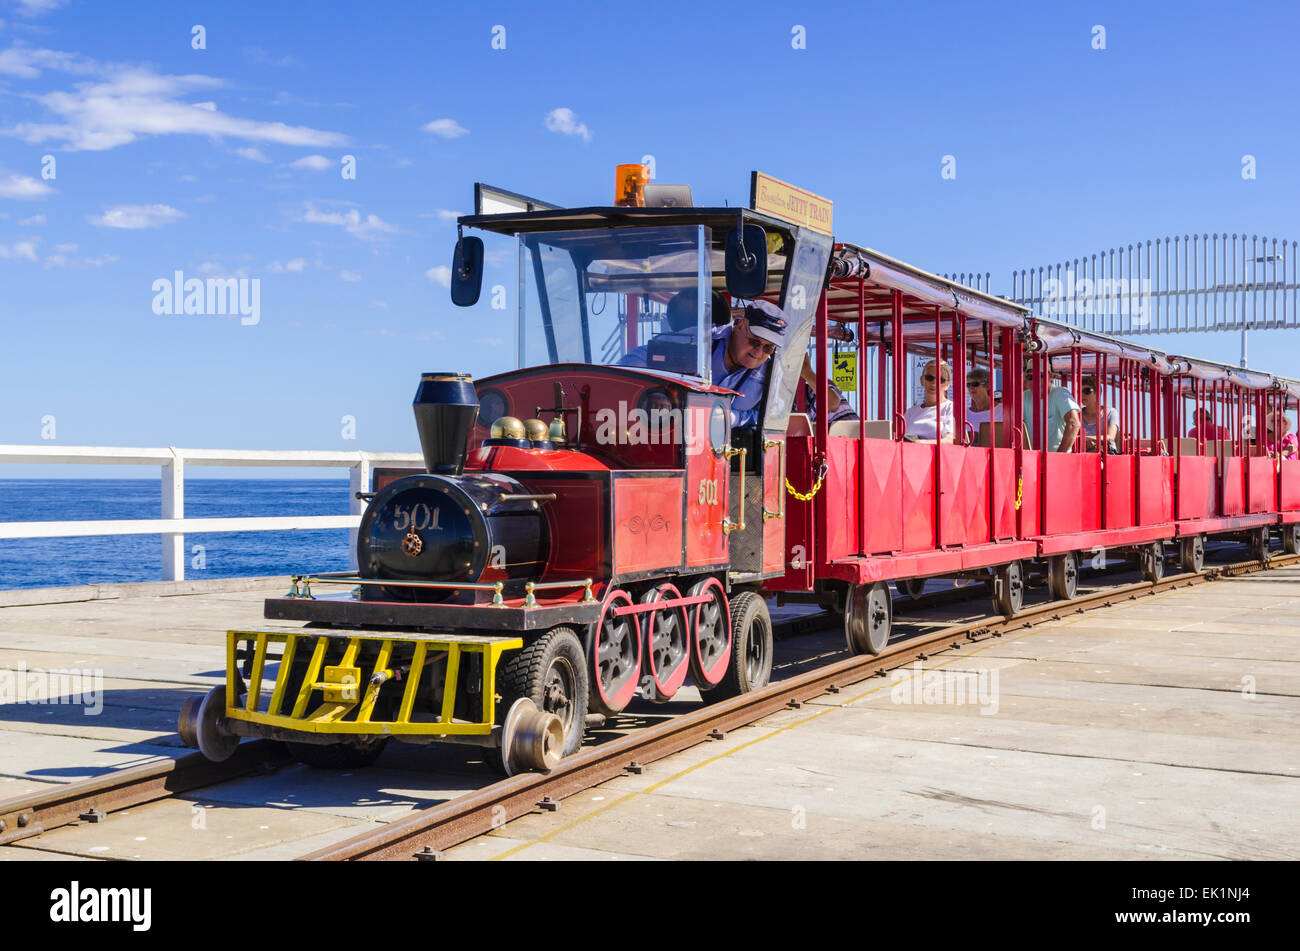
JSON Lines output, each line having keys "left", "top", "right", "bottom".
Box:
{"left": 901, "top": 359, "right": 954, "bottom": 443}
{"left": 1079, "top": 376, "right": 1119, "bottom": 453}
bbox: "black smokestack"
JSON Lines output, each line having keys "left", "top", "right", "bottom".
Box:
{"left": 412, "top": 372, "right": 478, "bottom": 476}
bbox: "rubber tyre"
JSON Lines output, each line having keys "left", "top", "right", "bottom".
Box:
{"left": 701, "top": 591, "right": 773, "bottom": 703}
{"left": 1047, "top": 552, "right": 1079, "bottom": 602}
{"left": 497, "top": 627, "right": 588, "bottom": 758}
{"left": 993, "top": 561, "right": 1023, "bottom": 617}
{"left": 1180, "top": 535, "right": 1205, "bottom": 574}
{"left": 286, "top": 738, "right": 388, "bottom": 770}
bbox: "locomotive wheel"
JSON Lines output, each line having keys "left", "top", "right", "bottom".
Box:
{"left": 1141, "top": 541, "right": 1165, "bottom": 582}
{"left": 1285, "top": 524, "right": 1300, "bottom": 555}
{"left": 180, "top": 686, "right": 239, "bottom": 763}
{"left": 992, "top": 561, "right": 1023, "bottom": 617}
{"left": 1180, "top": 534, "right": 1205, "bottom": 574}
{"left": 641, "top": 583, "right": 691, "bottom": 702}
{"left": 701, "top": 591, "right": 773, "bottom": 703}
{"left": 1249, "top": 526, "right": 1271, "bottom": 564}
{"left": 899, "top": 577, "right": 926, "bottom": 600}
{"left": 587, "top": 590, "right": 642, "bottom": 718}
{"left": 287, "top": 738, "right": 388, "bottom": 770}
{"left": 1047, "top": 552, "right": 1079, "bottom": 602}
{"left": 845, "top": 581, "right": 892, "bottom": 655}
{"left": 497, "top": 626, "right": 588, "bottom": 758}
{"left": 687, "top": 577, "right": 732, "bottom": 689}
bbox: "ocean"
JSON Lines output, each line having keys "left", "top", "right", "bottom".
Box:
{"left": 0, "top": 479, "right": 353, "bottom": 590}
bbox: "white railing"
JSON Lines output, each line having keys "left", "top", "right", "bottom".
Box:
{"left": 0, "top": 445, "right": 424, "bottom": 582}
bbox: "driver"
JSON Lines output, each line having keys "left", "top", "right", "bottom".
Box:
{"left": 713, "top": 300, "right": 786, "bottom": 427}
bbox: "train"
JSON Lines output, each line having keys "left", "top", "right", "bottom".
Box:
{"left": 179, "top": 169, "right": 1300, "bottom": 774}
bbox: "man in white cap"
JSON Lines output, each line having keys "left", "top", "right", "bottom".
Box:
{"left": 713, "top": 299, "right": 786, "bottom": 426}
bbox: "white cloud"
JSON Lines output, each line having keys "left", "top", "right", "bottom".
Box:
{"left": 235, "top": 146, "right": 271, "bottom": 163}
{"left": 299, "top": 202, "right": 400, "bottom": 241}
{"left": 18, "top": 213, "right": 45, "bottom": 225}
{"left": 290, "top": 154, "right": 331, "bottom": 170}
{"left": 0, "top": 239, "right": 38, "bottom": 260}
{"left": 426, "top": 265, "right": 451, "bottom": 287}
{"left": 422, "top": 118, "right": 468, "bottom": 139}
{"left": 4, "top": 56, "right": 348, "bottom": 152}
{"left": 14, "top": 0, "right": 67, "bottom": 16}
{"left": 436, "top": 209, "right": 461, "bottom": 221}
{"left": 545, "top": 107, "right": 591, "bottom": 142}
{"left": 53, "top": 241, "right": 74, "bottom": 252}
{"left": 89, "top": 203, "right": 185, "bottom": 229}
{"left": 285, "top": 257, "right": 307, "bottom": 272}
{"left": 370, "top": 300, "right": 388, "bottom": 309}
{"left": 0, "top": 170, "right": 54, "bottom": 198}
{"left": 339, "top": 269, "right": 361, "bottom": 282}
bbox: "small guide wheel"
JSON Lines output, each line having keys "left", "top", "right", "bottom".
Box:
{"left": 1284, "top": 524, "right": 1300, "bottom": 556}
{"left": 499, "top": 697, "right": 564, "bottom": 776}
{"left": 180, "top": 686, "right": 239, "bottom": 763}
{"left": 898, "top": 577, "right": 926, "bottom": 600}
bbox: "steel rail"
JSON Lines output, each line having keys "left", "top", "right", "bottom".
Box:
{"left": 0, "top": 739, "right": 289, "bottom": 847}
{"left": 301, "top": 551, "right": 1300, "bottom": 861}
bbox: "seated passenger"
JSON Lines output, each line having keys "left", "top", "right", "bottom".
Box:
{"left": 902, "top": 359, "right": 954, "bottom": 443}
{"left": 1264, "top": 412, "right": 1298, "bottom": 460}
{"left": 799, "top": 353, "right": 858, "bottom": 423}
{"left": 619, "top": 289, "right": 730, "bottom": 368}
{"left": 1023, "top": 363, "right": 1081, "bottom": 452}
{"left": 1187, "top": 408, "right": 1229, "bottom": 440}
{"left": 713, "top": 300, "right": 787, "bottom": 427}
{"left": 1079, "top": 376, "right": 1119, "bottom": 452}
{"left": 966, "top": 368, "right": 1002, "bottom": 429}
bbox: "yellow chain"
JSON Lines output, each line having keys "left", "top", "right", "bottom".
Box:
{"left": 786, "top": 474, "right": 825, "bottom": 502}
{"left": 1015, "top": 476, "right": 1023, "bottom": 511}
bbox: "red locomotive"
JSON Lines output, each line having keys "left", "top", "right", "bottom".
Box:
{"left": 180, "top": 170, "right": 1300, "bottom": 774}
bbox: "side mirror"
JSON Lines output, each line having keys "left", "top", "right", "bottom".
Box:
{"left": 725, "top": 224, "right": 768, "bottom": 299}
{"left": 450, "top": 236, "right": 484, "bottom": 307}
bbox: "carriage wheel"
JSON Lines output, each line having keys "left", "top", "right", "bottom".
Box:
{"left": 1047, "top": 552, "right": 1079, "bottom": 602}
{"left": 1249, "top": 526, "right": 1272, "bottom": 564}
{"left": 845, "top": 581, "right": 892, "bottom": 655}
{"left": 899, "top": 577, "right": 926, "bottom": 600}
{"left": 687, "top": 577, "right": 732, "bottom": 689}
{"left": 587, "top": 590, "right": 642, "bottom": 717}
{"left": 700, "top": 591, "right": 772, "bottom": 703}
{"left": 1179, "top": 534, "right": 1205, "bottom": 574}
{"left": 993, "top": 560, "right": 1024, "bottom": 617}
{"left": 1285, "top": 524, "right": 1300, "bottom": 555}
{"left": 640, "top": 583, "right": 691, "bottom": 702}
{"left": 1141, "top": 541, "right": 1165, "bottom": 582}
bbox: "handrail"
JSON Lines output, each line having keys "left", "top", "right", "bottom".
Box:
{"left": 0, "top": 444, "right": 423, "bottom": 583}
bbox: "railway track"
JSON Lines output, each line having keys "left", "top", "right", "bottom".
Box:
{"left": 3, "top": 549, "right": 1294, "bottom": 860}
{"left": 302, "top": 549, "right": 1300, "bottom": 861}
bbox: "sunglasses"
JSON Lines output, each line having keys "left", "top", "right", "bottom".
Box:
{"left": 923, "top": 374, "right": 947, "bottom": 383}
{"left": 966, "top": 381, "right": 986, "bottom": 389}
{"left": 1082, "top": 387, "right": 1094, "bottom": 395}
{"left": 743, "top": 330, "right": 777, "bottom": 356}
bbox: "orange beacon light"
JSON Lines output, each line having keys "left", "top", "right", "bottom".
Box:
{"left": 615, "top": 163, "right": 650, "bottom": 207}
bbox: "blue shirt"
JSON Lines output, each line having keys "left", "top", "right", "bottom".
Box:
{"left": 712, "top": 326, "right": 768, "bottom": 427}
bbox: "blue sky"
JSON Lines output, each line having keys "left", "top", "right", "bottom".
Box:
{"left": 2, "top": 0, "right": 1298, "bottom": 478}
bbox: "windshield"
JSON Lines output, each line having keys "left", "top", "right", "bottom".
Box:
{"left": 518, "top": 226, "right": 710, "bottom": 379}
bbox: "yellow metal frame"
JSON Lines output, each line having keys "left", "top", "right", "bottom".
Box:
{"left": 224, "top": 630, "right": 522, "bottom": 736}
